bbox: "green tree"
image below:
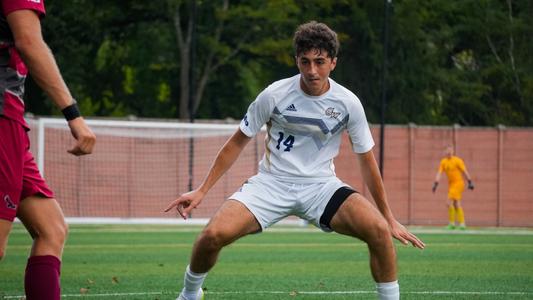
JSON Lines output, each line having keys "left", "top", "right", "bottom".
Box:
{"left": 24, "top": 0, "right": 532, "bottom": 126}
{"left": 386, "top": 0, "right": 532, "bottom": 125}
{"left": 169, "top": 0, "right": 300, "bottom": 120}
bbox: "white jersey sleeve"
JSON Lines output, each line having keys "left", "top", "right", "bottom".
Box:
{"left": 345, "top": 95, "right": 374, "bottom": 153}
{"left": 239, "top": 89, "right": 274, "bottom": 137}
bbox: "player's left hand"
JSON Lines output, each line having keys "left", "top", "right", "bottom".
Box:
{"left": 389, "top": 220, "right": 425, "bottom": 249}
{"left": 467, "top": 180, "right": 474, "bottom": 190}
{"left": 67, "top": 117, "right": 96, "bottom": 156}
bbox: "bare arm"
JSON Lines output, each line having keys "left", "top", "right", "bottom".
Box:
{"left": 7, "top": 10, "right": 95, "bottom": 155}
{"left": 432, "top": 157, "right": 445, "bottom": 193}
{"left": 197, "top": 129, "right": 251, "bottom": 194}
{"left": 165, "top": 129, "right": 251, "bottom": 218}
{"left": 358, "top": 150, "right": 425, "bottom": 249}
{"left": 434, "top": 171, "right": 442, "bottom": 183}
{"left": 8, "top": 10, "right": 71, "bottom": 108}
{"left": 357, "top": 150, "right": 394, "bottom": 222}
{"left": 462, "top": 169, "right": 472, "bottom": 181}
{"left": 432, "top": 170, "right": 442, "bottom": 192}
{"left": 462, "top": 168, "right": 474, "bottom": 189}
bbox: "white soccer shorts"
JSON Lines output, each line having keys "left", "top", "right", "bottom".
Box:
{"left": 229, "top": 172, "right": 357, "bottom": 232}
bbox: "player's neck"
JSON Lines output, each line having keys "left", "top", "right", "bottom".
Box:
{"left": 299, "top": 77, "right": 331, "bottom": 97}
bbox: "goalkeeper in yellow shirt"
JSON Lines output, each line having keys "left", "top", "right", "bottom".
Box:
{"left": 432, "top": 146, "right": 474, "bottom": 230}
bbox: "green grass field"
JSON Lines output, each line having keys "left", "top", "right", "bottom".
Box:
{"left": 1, "top": 224, "right": 533, "bottom": 299}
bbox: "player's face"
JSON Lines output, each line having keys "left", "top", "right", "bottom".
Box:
{"left": 296, "top": 49, "right": 337, "bottom": 96}
{"left": 445, "top": 146, "right": 454, "bottom": 157}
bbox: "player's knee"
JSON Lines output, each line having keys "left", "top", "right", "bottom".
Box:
{"left": 59, "top": 221, "right": 69, "bottom": 242}
{"left": 56, "top": 221, "right": 69, "bottom": 246}
{"left": 37, "top": 219, "right": 68, "bottom": 248}
{"left": 368, "top": 219, "right": 392, "bottom": 247}
{"left": 52, "top": 219, "right": 68, "bottom": 243}
{"left": 197, "top": 228, "right": 227, "bottom": 251}
{"left": 0, "top": 236, "right": 9, "bottom": 261}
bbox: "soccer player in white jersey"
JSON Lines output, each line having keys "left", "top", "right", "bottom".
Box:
{"left": 166, "top": 21, "right": 425, "bottom": 300}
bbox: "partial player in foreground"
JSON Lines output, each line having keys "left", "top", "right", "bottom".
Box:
{"left": 0, "top": 1, "right": 95, "bottom": 299}
{"left": 166, "top": 21, "right": 424, "bottom": 300}
{"left": 432, "top": 145, "right": 474, "bottom": 230}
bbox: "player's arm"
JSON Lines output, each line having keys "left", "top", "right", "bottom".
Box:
{"left": 196, "top": 129, "right": 251, "bottom": 195}
{"left": 6, "top": 9, "right": 95, "bottom": 156}
{"left": 457, "top": 158, "right": 474, "bottom": 190}
{"left": 165, "top": 129, "right": 251, "bottom": 219}
{"left": 433, "top": 162, "right": 443, "bottom": 192}
{"left": 462, "top": 169, "right": 474, "bottom": 190}
{"left": 357, "top": 150, "right": 425, "bottom": 249}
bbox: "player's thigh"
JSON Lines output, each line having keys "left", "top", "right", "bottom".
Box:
{"left": 0, "top": 117, "right": 24, "bottom": 232}
{"left": 447, "top": 195, "right": 461, "bottom": 207}
{"left": 448, "top": 184, "right": 464, "bottom": 201}
{"left": 201, "top": 199, "right": 261, "bottom": 246}
{"left": 0, "top": 219, "right": 13, "bottom": 259}
{"left": 329, "top": 193, "right": 388, "bottom": 242}
{"left": 17, "top": 196, "right": 67, "bottom": 241}
{"left": 449, "top": 199, "right": 462, "bottom": 208}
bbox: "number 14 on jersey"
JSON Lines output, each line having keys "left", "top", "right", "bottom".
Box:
{"left": 276, "top": 132, "right": 295, "bottom": 152}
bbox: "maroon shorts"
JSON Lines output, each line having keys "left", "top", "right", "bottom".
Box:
{"left": 0, "top": 117, "right": 54, "bottom": 222}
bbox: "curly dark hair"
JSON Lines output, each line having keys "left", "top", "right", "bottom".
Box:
{"left": 293, "top": 21, "right": 339, "bottom": 58}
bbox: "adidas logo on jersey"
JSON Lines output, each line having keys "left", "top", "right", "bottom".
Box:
{"left": 286, "top": 104, "right": 297, "bottom": 111}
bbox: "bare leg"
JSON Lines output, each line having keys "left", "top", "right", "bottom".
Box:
{"left": 17, "top": 196, "right": 68, "bottom": 258}
{"left": 190, "top": 199, "right": 261, "bottom": 273}
{"left": 330, "top": 193, "right": 397, "bottom": 282}
{"left": 178, "top": 200, "right": 261, "bottom": 300}
{"left": 454, "top": 200, "right": 466, "bottom": 228}
{"left": 446, "top": 198, "right": 456, "bottom": 227}
{"left": 17, "top": 196, "right": 68, "bottom": 300}
{"left": 0, "top": 219, "right": 13, "bottom": 261}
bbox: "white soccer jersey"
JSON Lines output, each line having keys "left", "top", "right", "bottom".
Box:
{"left": 240, "top": 74, "right": 374, "bottom": 180}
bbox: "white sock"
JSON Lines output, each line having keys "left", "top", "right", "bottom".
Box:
{"left": 180, "top": 265, "right": 207, "bottom": 300}
{"left": 376, "top": 280, "right": 399, "bottom": 300}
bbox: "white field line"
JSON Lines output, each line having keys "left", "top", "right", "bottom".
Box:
{"left": 2, "top": 290, "right": 533, "bottom": 298}
{"left": 8, "top": 224, "right": 533, "bottom": 235}
{"left": 5, "top": 241, "right": 533, "bottom": 252}
{"left": 11, "top": 217, "right": 533, "bottom": 236}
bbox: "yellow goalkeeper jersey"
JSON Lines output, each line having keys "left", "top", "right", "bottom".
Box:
{"left": 439, "top": 155, "right": 467, "bottom": 200}
{"left": 439, "top": 155, "right": 466, "bottom": 184}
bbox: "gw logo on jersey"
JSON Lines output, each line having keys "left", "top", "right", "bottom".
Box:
{"left": 325, "top": 107, "right": 341, "bottom": 119}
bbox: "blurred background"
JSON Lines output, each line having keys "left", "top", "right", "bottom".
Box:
{"left": 4, "top": 2, "right": 532, "bottom": 298}
{"left": 21, "top": 0, "right": 533, "bottom": 227}
{"left": 25, "top": 0, "right": 533, "bottom": 126}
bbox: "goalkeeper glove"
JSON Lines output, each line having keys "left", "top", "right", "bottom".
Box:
{"left": 467, "top": 180, "right": 474, "bottom": 190}
{"left": 432, "top": 181, "right": 439, "bottom": 193}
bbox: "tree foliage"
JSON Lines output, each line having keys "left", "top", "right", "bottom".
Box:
{"left": 25, "top": 0, "right": 533, "bottom": 126}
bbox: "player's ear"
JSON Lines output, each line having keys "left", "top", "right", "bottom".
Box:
{"left": 295, "top": 55, "right": 301, "bottom": 66}
{"left": 330, "top": 57, "right": 337, "bottom": 71}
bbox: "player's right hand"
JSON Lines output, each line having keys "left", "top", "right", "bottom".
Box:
{"left": 432, "top": 181, "right": 438, "bottom": 193}
{"left": 67, "top": 117, "right": 96, "bottom": 156}
{"left": 164, "top": 190, "right": 205, "bottom": 219}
